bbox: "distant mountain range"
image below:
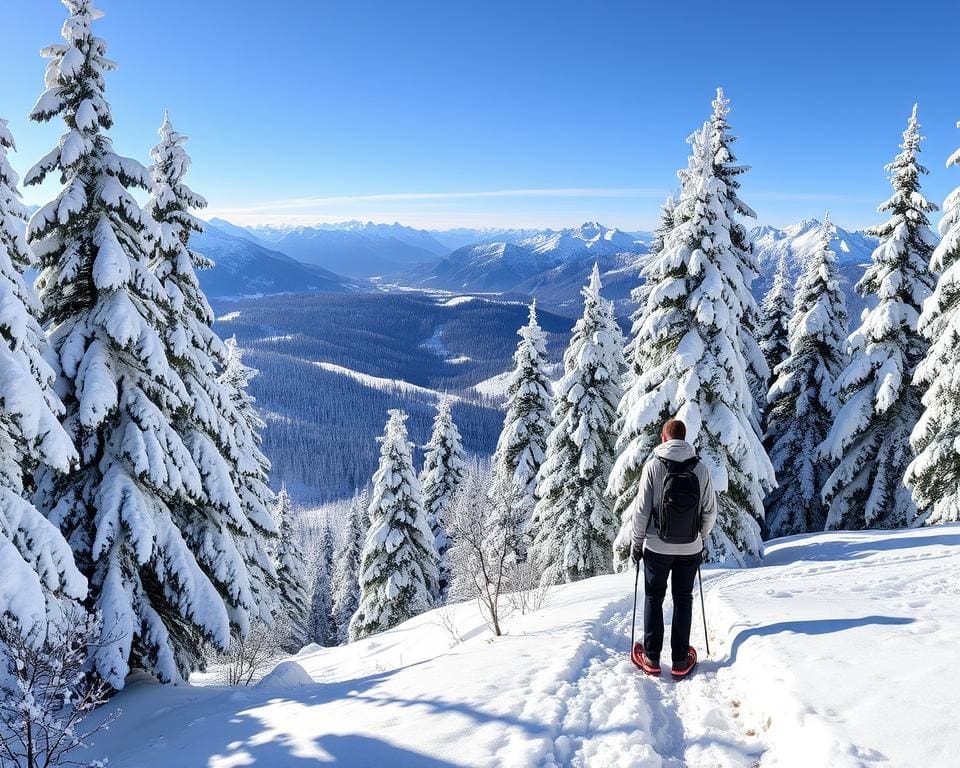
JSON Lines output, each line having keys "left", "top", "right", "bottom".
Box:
{"left": 192, "top": 222, "right": 360, "bottom": 298}
{"left": 197, "top": 215, "right": 879, "bottom": 319}
{"left": 428, "top": 227, "right": 546, "bottom": 252}
{"left": 230, "top": 220, "right": 449, "bottom": 277}
{"left": 406, "top": 222, "right": 650, "bottom": 313}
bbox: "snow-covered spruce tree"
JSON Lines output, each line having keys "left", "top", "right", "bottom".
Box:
{"left": 146, "top": 112, "right": 277, "bottom": 635}
{"left": 488, "top": 302, "right": 553, "bottom": 563}
{"left": 26, "top": 0, "right": 231, "bottom": 687}
{"left": 709, "top": 88, "right": 769, "bottom": 424}
{"left": 822, "top": 105, "right": 937, "bottom": 530}
{"left": 624, "top": 196, "right": 676, "bottom": 383}
{"left": 420, "top": 397, "right": 466, "bottom": 597}
{"left": 219, "top": 336, "right": 277, "bottom": 585}
{"left": 905, "top": 121, "right": 960, "bottom": 525}
{"left": 765, "top": 218, "right": 848, "bottom": 536}
{"left": 649, "top": 195, "right": 678, "bottom": 261}
{"left": 332, "top": 488, "right": 366, "bottom": 643}
{"left": 350, "top": 410, "right": 439, "bottom": 641}
{"left": 609, "top": 123, "right": 774, "bottom": 565}
{"left": 308, "top": 525, "right": 335, "bottom": 646}
{"left": 610, "top": 195, "right": 677, "bottom": 571}
{"left": 759, "top": 254, "right": 794, "bottom": 400}
{"left": 529, "top": 265, "right": 624, "bottom": 584}
{"left": 0, "top": 117, "right": 85, "bottom": 633}
{"left": 274, "top": 485, "right": 309, "bottom": 650}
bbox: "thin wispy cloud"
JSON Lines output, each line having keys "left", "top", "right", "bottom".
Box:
{"left": 750, "top": 191, "right": 874, "bottom": 203}
{"left": 208, "top": 187, "right": 670, "bottom": 216}
{"left": 203, "top": 186, "right": 872, "bottom": 230}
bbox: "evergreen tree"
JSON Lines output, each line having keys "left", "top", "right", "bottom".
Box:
{"left": 625, "top": 196, "right": 676, "bottom": 381}
{"left": 350, "top": 410, "right": 439, "bottom": 640}
{"left": 0, "top": 117, "right": 85, "bottom": 633}
{"left": 822, "top": 105, "right": 937, "bottom": 530}
{"left": 331, "top": 488, "right": 367, "bottom": 643}
{"left": 308, "top": 525, "right": 335, "bottom": 646}
{"left": 611, "top": 195, "right": 677, "bottom": 569}
{"left": 219, "top": 336, "right": 277, "bottom": 598}
{"left": 906, "top": 121, "right": 960, "bottom": 525}
{"left": 26, "top": 0, "right": 228, "bottom": 687}
{"left": 529, "top": 265, "right": 624, "bottom": 584}
{"left": 488, "top": 302, "right": 553, "bottom": 562}
{"left": 274, "top": 485, "right": 309, "bottom": 650}
{"left": 759, "top": 254, "right": 794, "bottom": 400}
{"left": 420, "top": 397, "right": 466, "bottom": 597}
{"left": 709, "top": 88, "right": 769, "bottom": 423}
{"left": 765, "top": 218, "right": 848, "bottom": 536}
{"left": 610, "top": 123, "right": 774, "bottom": 565}
{"left": 649, "top": 195, "right": 677, "bottom": 259}
{"left": 146, "top": 112, "right": 277, "bottom": 634}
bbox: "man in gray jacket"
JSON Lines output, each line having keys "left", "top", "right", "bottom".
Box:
{"left": 631, "top": 418, "right": 717, "bottom": 676}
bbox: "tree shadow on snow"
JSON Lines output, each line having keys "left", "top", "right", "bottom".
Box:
{"left": 317, "top": 734, "right": 464, "bottom": 766}
{"left": 213, "top": 725, "right": 465, "bottom": 767}
{"left": 724, "top": 615, "right": 914, "bottom": 666}
{"left": 763, "top": 528, "right": 960, "bottom": 566}
{"left": 208, "top": 681, "right": 645, "bottom": 767}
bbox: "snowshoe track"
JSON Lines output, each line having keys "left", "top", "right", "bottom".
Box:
{"left": 508, "top": 587, "right": 766, "bottom": 767}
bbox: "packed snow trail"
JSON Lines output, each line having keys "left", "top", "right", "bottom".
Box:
{"left": 78, "top": 525, "right": 960, "bottom": 767}
{"left": 504, "top": 595, "right": 765, "bottom": 768}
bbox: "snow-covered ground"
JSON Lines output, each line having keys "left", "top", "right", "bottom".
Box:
{"left": 79, "top": 526, "right": 960, "bottom": 767}
{"left": 474, "top": 370, "right": 513, "bottom": 398}
{"left": 312, "top": 361, "right": 465, "bottom": 404}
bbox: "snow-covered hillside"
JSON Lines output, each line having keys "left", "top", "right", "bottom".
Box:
{"left": 77, "top": 525, "right": 960, "bottom": 767}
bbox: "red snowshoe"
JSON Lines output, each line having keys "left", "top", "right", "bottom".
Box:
{"left": 630, "top": 642, "right": 661, "bottom": 675}
{"left": 671, "top": 646, "right": 697, "bottom": 679}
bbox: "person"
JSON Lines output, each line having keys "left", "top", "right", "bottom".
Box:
{"left": 631, "top": 418, "right": 717, "bottom": 676}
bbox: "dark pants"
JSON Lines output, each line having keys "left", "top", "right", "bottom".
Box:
{"left": 643, "top": 549, "right": 701, "bottom": 664}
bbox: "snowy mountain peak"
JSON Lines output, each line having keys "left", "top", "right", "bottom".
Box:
{"left": 783, "top": 218, "right": 824, "bottom": 237}
{"left": 517, "top": 222, "right": 638, "bottom": 257}
{"left": 751, "top": 218, "right": 878, "bottom": 323}
{"left": 416, "top": 223, "right": 646, "bottom": 297}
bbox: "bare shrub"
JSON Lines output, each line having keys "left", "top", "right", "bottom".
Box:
{"left": 507, "top": 558, "right": 552, "bottom": 616}
{"left": 432, "top": 605, "right": 462, "bottom": 648}
{"left": 209, "top": 618, "right": 290, "bottom": 687}
{"left": 447, "top": 467, "right": 517, "bottom": 637}
{"left": 0, "top": 608, "right": 117, "bottom": 768}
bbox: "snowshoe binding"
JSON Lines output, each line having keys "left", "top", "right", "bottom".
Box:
{"left": 671, "top": 647, "right": 697, "bottom": 679}
{"left": 631, "top": 642, "right": 661, "bottom": 675}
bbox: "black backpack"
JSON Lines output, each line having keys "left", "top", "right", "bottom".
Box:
{"left": 652, "top": 456, "right": 701, "bottom": 544}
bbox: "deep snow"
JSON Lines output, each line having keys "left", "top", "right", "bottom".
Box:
{"left": 78, "top": 525, "right": 960, "bottom": 767}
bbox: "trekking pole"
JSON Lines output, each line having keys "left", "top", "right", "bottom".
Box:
{"left": 630, "top": 558, "right": 640, "bottom": 652}
{"left": 697, "top": 564, "right": 710, "bottom": 657}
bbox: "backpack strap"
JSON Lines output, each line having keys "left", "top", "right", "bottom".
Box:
{"left": 657, "top": 455, "right": 699, "bottom": 472}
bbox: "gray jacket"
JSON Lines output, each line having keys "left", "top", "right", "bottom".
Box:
{"left": 632, "top": 439, "right": 718, "bottom": 557}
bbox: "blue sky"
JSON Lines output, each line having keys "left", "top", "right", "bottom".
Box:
{"left": 2, "top": 0, "right": 959, "bottom": 231}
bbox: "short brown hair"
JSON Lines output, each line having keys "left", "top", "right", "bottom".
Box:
{"left": 662, "top": 419, "right": 686, "bottom": 440}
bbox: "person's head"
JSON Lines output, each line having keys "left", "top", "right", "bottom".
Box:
{"left": 661, "top": 419, "right": 686, "bottom": 443}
